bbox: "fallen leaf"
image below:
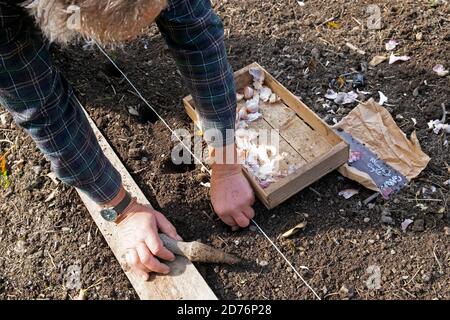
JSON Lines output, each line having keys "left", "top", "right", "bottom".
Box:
{"left": 327, "top": 21, "right": 342, "bottom": 29}
{"left": 433, "top": 64, "right": 449, "bottom": 77}
{"left": 369, "top": 55, "right": 388, "bottom": 66}
{"left": 45, "top": 188, "right": 58, "bottom": 202}
{"left": 385, "top": 39, "right": 399, "bottom": 51}
{"left": 281, "top": 221, "right": 307, "bottom": 239}
{"left": 338, "top": 188, "right": 359, "bottom": 199}
{"left": 389, "top": 53, "right": 411, "bottom": 64}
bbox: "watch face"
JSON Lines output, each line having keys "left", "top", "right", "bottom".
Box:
{"left": 100, "top": 208, "right": 117, "bottom": 222}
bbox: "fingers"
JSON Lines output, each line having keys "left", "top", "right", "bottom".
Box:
{"left": 154, "top": 211, "right": 183, "bottom": 241}
{"left": 145, "top": 231, "right": 175, "bottom": 262}
{"left": 126, "top": 249, "right": 150, "bottom": 280}
{"left": 136, "top": 243, "right": 170, "bottom": 274}
{"left": 232, "top": 211, "right": 251, "bottom": 228}
{"left": 242, "top": 206, "right": 255, "bottom": 220}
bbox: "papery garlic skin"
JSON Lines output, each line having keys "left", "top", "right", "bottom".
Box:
{"left": 244, "top": 86, "right": 254, "bottom": 99}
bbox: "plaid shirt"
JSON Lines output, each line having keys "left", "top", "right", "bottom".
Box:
{"left": 0, "top": 0, "right": 236, "bottom": 204}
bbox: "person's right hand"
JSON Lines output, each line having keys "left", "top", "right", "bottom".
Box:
{"left": 117, "top": 202, "right": 182, "bottom": 280}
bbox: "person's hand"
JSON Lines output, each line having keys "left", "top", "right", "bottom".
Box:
{"left": 117, "top": 202, "right": 182, "bottom": 280}
{"left": 210, "top": 163, "right": 255, "bottom": 228}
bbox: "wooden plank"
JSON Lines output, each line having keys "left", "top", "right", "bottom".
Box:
{"left": 265, "top": 142, "right": 349, "bottom": 207}
{"left": 76, "top": 105, "right": 217, "bottom": 300}
{"left": 251, "top": 62, "right": 343, "bottom": 146}
{"left": 258, "top": 101, "right": 332, "bottom": 161}
{"left": 245, "top": 113, "right": 307, "bottom": 173}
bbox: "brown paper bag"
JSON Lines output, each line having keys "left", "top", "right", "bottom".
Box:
{"left": 333, "top": 99, "right": 430, "bottom": 195}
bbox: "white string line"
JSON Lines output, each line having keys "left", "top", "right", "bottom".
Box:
{"left": 251, "top": 220, "right": 321, "bottom": 300}
{"left": 94, "top": 42, "right": 211, "bottom": 175}
{"left": 94, "top": 41, "right": 321, "bottom": 300}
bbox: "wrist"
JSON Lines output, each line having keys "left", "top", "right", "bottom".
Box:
{"left": 101, "top": 185, "right": 126, "bottom": 208}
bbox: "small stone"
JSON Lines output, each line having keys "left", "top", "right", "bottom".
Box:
{"left": 412, "top": 219, "right": 425, "bottom": 232}
{"left": 339, "top": 285, "right": 349, "bottom": 298}
{"left": 234, "top": 240, "right": 240, "bottom": 246}
{"left": 415, "top": 32, "right": 423, "bottom": 41}
{"left": 390, "top": 249, "right": 396, "bottom": 255}
{"left": 364, "top": 217, "right": 370, "bottom": 223}
{"left": 249, "top": 225, "right": 257, "bottom": 232}
{"left": 258, "top": 260, "right": 269, "bottom": 267}
{"left": 368, "top": 239, "right": 375, "bottom": 244}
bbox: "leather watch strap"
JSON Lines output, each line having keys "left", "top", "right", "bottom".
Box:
{"left": 114, "top": 191, "right": 132, "bottom": 215}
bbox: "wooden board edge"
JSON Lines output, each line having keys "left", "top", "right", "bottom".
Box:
{"left": 76, "top": 103, "right": 217, "bottom": 300}
{"left": 265, "top": 142, "right": 349, "bottom": 207}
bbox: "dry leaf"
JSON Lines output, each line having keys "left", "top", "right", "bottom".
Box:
{"left": 369, "top": 55, "right": 388, "bottom": 67}
{"left": 281, "top": 221, "right": 307, "bottom": 239}
{"left": 327, "top": 21, "right": 341, "bottom": 29}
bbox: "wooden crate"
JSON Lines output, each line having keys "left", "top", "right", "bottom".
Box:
{"left": 183, "top": 62, "right": 349, "bottom": 209}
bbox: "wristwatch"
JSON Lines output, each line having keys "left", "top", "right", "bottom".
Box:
{"left": 100, "top": 191, "right": 133, "bottom": 222}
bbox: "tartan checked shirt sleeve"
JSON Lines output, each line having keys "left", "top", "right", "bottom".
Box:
{"left": 0, "top": 3, "right": 121, "bottom": 204}
{"left": 157, "top": 0, "right": 237, "bottom": 148}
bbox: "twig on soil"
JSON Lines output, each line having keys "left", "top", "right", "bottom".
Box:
{"left": 47, "top": 252, "right": 57, "bottom": 269}
{"left": 363, "top": 192, "right": 379, "bottom": 205}
{"left": 432, "top": 244, "right": 443, "bottom": 274}
{"left": 308, "top": 186, "right": 324, "bottom": 197}
{"left": 441, "top": 103, "right": 447, "bottom": 123}
{"left": 401, "top": 287, "right": 416, "bottom": 299}
{"left": 404, "top": 266, "right": 422, "bottom": 286}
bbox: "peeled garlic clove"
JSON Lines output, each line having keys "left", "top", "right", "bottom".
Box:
{"left": 236, "top": 93, "right": 244, "bottom": 102}
{"left": 244, "top": 86, "right": 254, "bottom": 99}
{"left": 269, "top": 93, "right": 279, "bottom": 103}
{"left": 260, "top": 86, "right": 272, "bottom": 102}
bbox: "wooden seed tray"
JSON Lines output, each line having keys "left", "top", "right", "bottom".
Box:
{"left": 183, "top": 62, "right": 349, "bottom": 209}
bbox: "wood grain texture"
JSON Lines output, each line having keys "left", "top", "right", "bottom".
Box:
{"left": 76, "top": 105, "right": 217, "bottom": 300}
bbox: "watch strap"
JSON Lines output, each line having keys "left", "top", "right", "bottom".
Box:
{"left": 114, "top": 191, "right": 132, "bottom": 215}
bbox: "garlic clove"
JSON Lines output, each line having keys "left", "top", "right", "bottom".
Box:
{"left": 244, "top": 86, "right": 254, "bottom": 99}
{"left": 260, "top": 86, "right": 272, "bottom": 102}
{"left": 269, "top": 93, "right": 279, "bottom": 104}
{"left": 236, "top": 93, "right": 244, "bottom": 102}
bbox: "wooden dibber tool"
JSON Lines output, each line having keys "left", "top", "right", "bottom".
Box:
{"left": 160, "top": 234, "right": 241, "bottom": 265}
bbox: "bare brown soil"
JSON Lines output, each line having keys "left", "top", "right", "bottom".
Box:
{"left": 1, "top": 0, "right": 449, "bottom": 300}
